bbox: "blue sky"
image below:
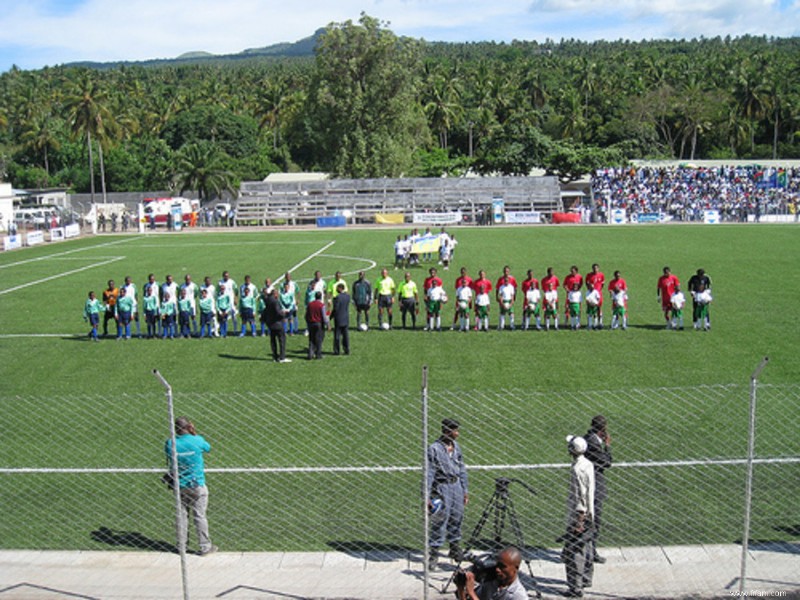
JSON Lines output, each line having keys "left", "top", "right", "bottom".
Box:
{"left": 0, "top": 0, "right": 798, "bottom": 72}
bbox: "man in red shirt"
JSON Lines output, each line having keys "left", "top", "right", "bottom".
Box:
{"left": 451, "top": 267, "right": 473, "bottom": 330}
{"left": 541, "top": 267, "right": 559, "bottom": 292}
{"left": 471, "top": 270, "right": 493, "bottom": 331}
{"left": 305, "top": 291, "right": 326, "bottom": 359}
{"left": 495, "top": 265, "right": 518, "bottom": 291}
{"left": 585, "top": 263, "right": 606, "bottom": 329}
{"left": 656, "top": 266, "right": 680, "bottom": 328}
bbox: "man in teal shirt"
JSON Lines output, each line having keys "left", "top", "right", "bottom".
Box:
{"left": 165, "top": 417, "right": 216, "bottom": 556}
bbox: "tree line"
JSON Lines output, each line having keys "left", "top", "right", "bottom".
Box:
{"left": 1, "top": 14, "right": 798, "bottom": 199}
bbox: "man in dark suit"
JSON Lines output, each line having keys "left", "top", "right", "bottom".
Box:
{"left": 263, "top": 288, "right": 290, "bottom": 363}
{"left": 332, "top": 283, "right": 351, "bottom": 355}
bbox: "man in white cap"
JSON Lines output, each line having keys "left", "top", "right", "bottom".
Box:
{"left": 562, "top": 435, "right": 595, "bottom": 597}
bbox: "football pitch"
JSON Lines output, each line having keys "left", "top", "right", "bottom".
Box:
{"left": 0, "top": 223, "right": 798, "bottom": 552}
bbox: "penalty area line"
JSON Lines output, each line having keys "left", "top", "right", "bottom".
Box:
{"left": 273, "top": 240, "right": 336, "bottom": 285}
{"left": 0, "top": 256, "right": 126, "bottom": 296}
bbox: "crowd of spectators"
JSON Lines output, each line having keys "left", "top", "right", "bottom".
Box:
{"left": 591, "top": 165, "right": 800, "bottom": 222}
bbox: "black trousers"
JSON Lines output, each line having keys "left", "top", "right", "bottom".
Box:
{"left": 333, "top": 323, "right": 349, "bottom": 355}
{"left": 268, "top": 326, "right": 286, "bottom": 361}
{"left": 307, "top": 323, "right": 324, "bottom": 358}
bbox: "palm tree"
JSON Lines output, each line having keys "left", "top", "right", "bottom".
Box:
{"left": 174, "top": 142, "right": 236, "bottom": 204}
{"left": 64, "top": 71, "right": 117, "bottom": 202}
{"left": 19, "top": 113, "right": 61, "bottom": 176}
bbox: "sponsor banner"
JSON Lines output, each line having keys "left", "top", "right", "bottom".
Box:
{"left": 636, "top": 212, "right": 662, "bottom": 223}
{"left": 26, "top": 231, "right": 45, "bottom": 246}
{"left": 50, "top": 227, "right": 66, "bottom": 242}
{"left": 611, "top": 209, "right": 627, "bottom": 224}
{"left": 703, "top": 210, "right": 720, "bottom": 224}
{"left": 65, "top": 223, "right": 80, "bottom": 238}
{"left": 412, "top": 211, "right": 462, "bottom": 225}
{"left": 750, "top": 214, "right": 797, "bottom": 223}
{"left": 3, "top": 235, "right": 22, "bottom": 251}
{"left": 411, "top": 233, "right": 440, "bottom": 255}
{"left": 375, "top": 213, "right": 404, "bottom": 224}
{"left": 492, "top": 199, "right": 504, "bottom": 224}
{"left": 505, "top": 211, "right": 542, "bottom": 224}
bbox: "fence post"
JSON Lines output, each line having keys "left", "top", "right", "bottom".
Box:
{"left": 421, "top": 365, "right": 430, "bottom": 600}
{"left": 154, "top": 369, "right": 190, "bottom": 600}
{"left": 739, "top": 357, "right": 768, "bottom": 593}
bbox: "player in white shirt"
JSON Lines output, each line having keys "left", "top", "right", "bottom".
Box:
{"left": 523, "top": 287, "right": 542, "bottom": 331}
{"left": 692, "top": 285, "right": 713, "bottom": 331}
{"left": 475, "top": 291, "right": 491, "bottom": 331}
{"left": 585, "top": 288, "right": 601, "bottom": 330}
{"left": 670, "top": 286, "right": 686, "bottom": 330}
{"left": 611, "top": 289, "right": 628, "bottom": 330}
{"left": 426, "top": 283, "right": 447, "bottom": 332}
{"left": 200, "top": 276, "right": 218, "bottom": 336}
{"left": 496, "top": 277, "right": 516, "bottom": 331}
{"left": 394, "top": 235, "right": 406, "bottom": 270}
{"left": 219, "top": 271, "right": 238, "bottom": 331}
{"left": 544, "top": 290, "right": 559, "bottom": 331}
{"left": 240, "top": 275, "right": 258, "bottom": 301}
{"left": 161, "top": 274, "right": 178, "bottom": 313}
{"left": 122, "top": 276, "right": 140, "bottom": 337}
{"left": 567, "top": 286, "right": 583, "bottom": 330}
{"left": 181, "top": 274, "right": 199, "bottom": 336}
{"left": 439, "top": 239, "right": 452, "bottom": 270}
{"left": 455, "top": 284, "right": 473, "bottom": 332}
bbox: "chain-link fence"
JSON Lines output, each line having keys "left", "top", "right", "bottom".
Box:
{"left": 1, "top": 381, "right": 798, "bottom": 597}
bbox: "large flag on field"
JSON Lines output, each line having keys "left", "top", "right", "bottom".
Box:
{"left": 411, "top": 233, "right": 440, "bottom": 255}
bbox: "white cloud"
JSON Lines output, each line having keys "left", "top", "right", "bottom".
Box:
{"left": 0, "top": 0, "right": 796, "bottom": 70}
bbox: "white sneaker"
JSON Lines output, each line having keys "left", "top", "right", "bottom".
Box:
{"left": 279, "top": 358, "right": 292, "bottom": 363}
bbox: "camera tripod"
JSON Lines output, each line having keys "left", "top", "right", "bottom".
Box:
{"left": 441, "top": 477, "right": 541, "bottom": 597}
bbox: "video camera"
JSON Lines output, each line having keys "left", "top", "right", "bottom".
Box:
{"left": 454, "top": 552, "right": 497, "bottom": 587}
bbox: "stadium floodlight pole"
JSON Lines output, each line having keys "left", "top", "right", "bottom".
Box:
{"left": 739, "top": 356, "right": 768, "bottom": 594}
{"left": 421, "top": 365, "right": 430, "bottom": 600}
{"left": 153, "top": 369, "right": 191, "bottom": 600}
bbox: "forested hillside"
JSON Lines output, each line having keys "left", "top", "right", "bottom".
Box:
{"left": 1, "top": 15, "right": 798, "bottom": 196}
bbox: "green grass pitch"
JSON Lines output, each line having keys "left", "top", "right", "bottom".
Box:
{"left": 0, "top": 224, "right": 798, "bottom": 551}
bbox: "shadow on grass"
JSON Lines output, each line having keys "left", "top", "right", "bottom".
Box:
{"left": 90, "top": 526, "right": 176, "bottom": 553}
{"left": 217, "top": 353, "right": 268, "bottom": 361}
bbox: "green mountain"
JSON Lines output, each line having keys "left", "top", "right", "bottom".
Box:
{"left": 68, "top": 28, "right": 324, "bottom": 69}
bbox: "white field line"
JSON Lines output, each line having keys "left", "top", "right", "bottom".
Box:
{"left": 0, "top": 238, "right": 135, "bottom": 270}
{"left": 134, "top": 241, "right": 322, "bottom": 248}
{"left": 0, "top": 334, "right": 78, "bottom": 338}
{"left": 2, "top": 457, "right": 797, "bottom": 474}
{"left": 273, "top": 241, "right": 336, "bottom": 285}
{"left": 0, "top": 256, "right": 125, "bottom": 296}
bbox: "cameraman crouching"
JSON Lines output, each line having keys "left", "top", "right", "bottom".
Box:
{"left": 456, "top": 546, "right": 528, "bottom": 600}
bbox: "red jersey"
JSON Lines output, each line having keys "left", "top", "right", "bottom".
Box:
{"left": 521, "top": 277, "right": 540, "bottom": 294}
{"left": 305, "top": 299, "right": 326, "bottom": 324}
{"left": 657, "top": 274, "right": 680, "bottom": 302}
{"left": 472, "top": 278, "right": 493, "bottom": 295}
{"left": 563, "top": 273, "right": 583, "bottom": 291}
{"left": 495, "top": 275, "right": 517, "bottom": 290}
{"left": 424, "top": 276, "right": 443, "bottom": 291}
{"left": 541, "top": 275, "right": 560, "bottom": 292}
{"left": 608, "top": 277, "right": 627, "bottom": 295}
{"left": 455, "top": 275, "right": 473, "bottom": 290}
{"left": 585, "top": 271, "right": 605, "bottom": 291}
